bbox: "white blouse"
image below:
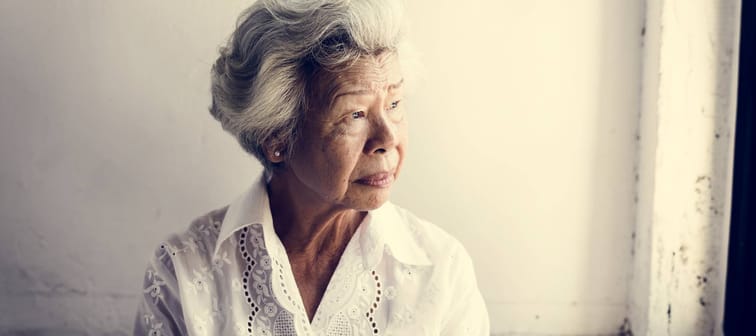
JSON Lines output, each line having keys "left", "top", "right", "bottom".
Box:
{"left": 134, "top": 175, "right": 489, "bottom": 335}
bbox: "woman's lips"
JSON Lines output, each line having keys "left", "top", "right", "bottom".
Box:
{"left": 355, "top": 172, "right": 394, "bottom": 188}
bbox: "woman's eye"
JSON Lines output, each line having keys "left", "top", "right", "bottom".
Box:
{"left": 388, "top": 100, "right": 401, "bottom": 110}
{"left": 351, "top": 111, "right": 365, "bottom": 119}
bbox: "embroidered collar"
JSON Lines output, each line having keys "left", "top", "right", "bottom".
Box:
{"left": 212, "top": 174, "right": 432, "bottom": 267}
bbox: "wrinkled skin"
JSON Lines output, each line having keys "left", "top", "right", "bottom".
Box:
{"left": 266, "top": 52, "right": 407, "bottom": 320}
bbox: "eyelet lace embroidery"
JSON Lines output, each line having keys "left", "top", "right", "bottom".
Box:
{"left": 365, "top": 270, "right": 382, "bottom": 335}
{"left": 273, "top": 310, "right": 297, "bottom": 336}
{"left": 240, "top": 224, "right": 315, "bottom": 336}
{"left": 136, "top": 204, "right": 490, "bottom": 335}
{"left": 325, "top": 312, "right": 352, "bottom": 336}
{"left": 143, "top": 268, "right": 166, "bottom": 304}
{"left": 142, "top": 313, "right": 165, "bottom": 336}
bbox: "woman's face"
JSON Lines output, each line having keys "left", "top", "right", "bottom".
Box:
{"left": 284, "top": 53, "right": 407, "bottom": 211}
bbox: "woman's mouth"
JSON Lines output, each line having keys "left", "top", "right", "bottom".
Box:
{"left": 355, "top": 172, "right": 394, "bottom": 188}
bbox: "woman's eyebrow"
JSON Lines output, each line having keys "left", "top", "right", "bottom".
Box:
{"left": 387, "top": 78, "right": 404, "bottom": 91}
{"left": 334, "top": 88, "right": 373, "bottom": 100}
{"left": 333, "top": 78, "right": 405, "bottom": 100}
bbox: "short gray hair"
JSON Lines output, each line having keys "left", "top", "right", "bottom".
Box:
{"left": 209, "top": 0, "right": 414, "bottom": 172}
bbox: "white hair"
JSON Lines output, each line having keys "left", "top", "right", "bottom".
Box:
{"left": 209, "top": 0, "right": 416, "bottom": 172}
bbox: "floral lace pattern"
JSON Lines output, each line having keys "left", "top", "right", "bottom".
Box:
{"left": 133, "top": 175, "right": 489, "bottom": 335}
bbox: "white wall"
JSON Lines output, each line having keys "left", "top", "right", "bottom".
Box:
{"left": 397, "top": 1, "right": 641, "bottom": 334}
{"left": 0, "top": 1, "right": 641, "bottom": 335}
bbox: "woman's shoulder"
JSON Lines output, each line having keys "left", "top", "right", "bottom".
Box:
{"left": 149, "top": 205, "right": 231, "bottom": 264}
{"left": 385, "top": 202, "right": 473, "bottom": 267}
{"left": 384, "top": 203, "right": 485, "bottom": 322}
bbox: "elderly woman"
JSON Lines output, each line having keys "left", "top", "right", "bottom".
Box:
{"left": 134, "top": 0, "right": 489, "bottom": 335}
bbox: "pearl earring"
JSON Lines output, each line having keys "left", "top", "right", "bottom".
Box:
{"left": 273, "top": 150, "right": 281, "bottom": 157}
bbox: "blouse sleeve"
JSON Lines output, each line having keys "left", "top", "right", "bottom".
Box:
{"left": 133, "top": 244, "right": 188, "bottom": 336}
{"left": 440, "top": 245, "right": 490, "bottom": 336}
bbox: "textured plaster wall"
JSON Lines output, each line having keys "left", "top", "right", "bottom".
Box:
{"left": 0, "top": 1, "right": 642, "bottom": 335}
{"left": 629, "top": 0, "right": 740, "bottom": 335}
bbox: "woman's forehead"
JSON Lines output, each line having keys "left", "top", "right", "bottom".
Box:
{"left": 330, "top": 54, "right": 403, "bottom": 94}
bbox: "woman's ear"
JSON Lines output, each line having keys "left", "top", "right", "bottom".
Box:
{"left": 264, "top": 141, "right": 285, "bottom": 163}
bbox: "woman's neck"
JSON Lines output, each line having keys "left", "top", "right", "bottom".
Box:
{"left": 267, "top": 174, "right": 364, "bottom": 259}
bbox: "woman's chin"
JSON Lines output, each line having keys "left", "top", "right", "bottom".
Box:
{"left": 345, "top": 189, "right": 392, "bottom": 211}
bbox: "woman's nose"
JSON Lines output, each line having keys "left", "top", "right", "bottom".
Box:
{"left": 366, "top": 110, "right": 399, "bottom": 155}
